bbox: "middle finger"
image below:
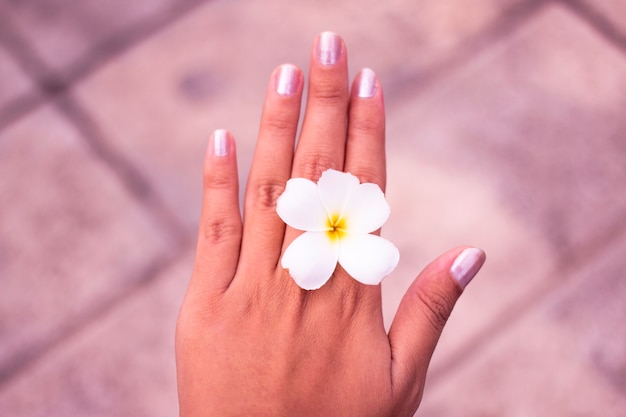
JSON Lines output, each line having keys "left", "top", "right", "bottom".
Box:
{"left": 291, "top": 31, "right": 349, "bottom": 180}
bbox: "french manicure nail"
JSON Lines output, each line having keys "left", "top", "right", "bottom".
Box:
{"left": 317, "top": 32, "right": 341, "bottom": 65}
{"left": 358, "top": 68, "right": 377, "bottom": 98}
{"left": 213, "top": 129, "right": 229, "bottom": 157}
{"left": 450, "top": 248, "right": 485, "bottom": 289}
{"left": 277, "top": 64, "right": 299, "bottom": 96}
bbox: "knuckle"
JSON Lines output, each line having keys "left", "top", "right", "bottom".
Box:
{"left": 202, "top": 219, "right": 241, "bottom": 245}
{"left": 263, "top": 111, "right": 296, "bottom": 135}
{"left": 349, "top": 115, "right": 383, "bottom": 135}
{"left": 253, "top": 180, "right": 285, "bottom": 210}
{"left": 298, "top": 154, "right": 337, "bottom": 181}
{"left": 414, "top": 285, "right": 454, "bottom": 333}
{"left": 204, "top": 169, "right": 233, "bottom": 190}
{"left": 310, "top": 80, "right": 347, "bottom": 106}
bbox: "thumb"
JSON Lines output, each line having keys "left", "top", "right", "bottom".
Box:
{"left": 388, "top": 247, "right": 485, "bottom": 394}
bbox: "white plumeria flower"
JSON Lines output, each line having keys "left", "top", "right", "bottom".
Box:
{"left": 276, "top": 168, "right": 400, "bottom": 290}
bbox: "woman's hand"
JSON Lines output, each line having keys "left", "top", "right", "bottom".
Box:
{"left": 175, "top": 32, "right": 485, "bottom": 417}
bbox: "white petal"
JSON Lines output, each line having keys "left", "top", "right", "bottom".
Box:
{"left": 281, "top": 232, "right": 339, "bottom": 290}
{"left": 276, "top": 178, "right": 328, "bottom": 231}
{"left": 342, "top": 183, "right": 390, "bottom": 233}
{"left": 317, "top": 169, "right": 360, "bottom": 217}
{"left": 338, "top": 234, "right": 399, "bottom": 285}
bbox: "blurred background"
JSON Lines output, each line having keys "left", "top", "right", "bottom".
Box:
{"left": 0, "top": 0, "right": 625, "bottom": 415}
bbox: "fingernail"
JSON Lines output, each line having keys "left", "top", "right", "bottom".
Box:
{"left": 277, "top": 64, "right": 299, "bottom": 96}
{"left": 213, "top": 129, "right": 229, "bottom": 157}
{"left": 450, "top": 248, "right": 485, "bottom": 289}
{"left": 317, "top": 32, "right": 341, "bottom": 65}
{"left": 358, "top": 68, "right": 377, "bottom": 98}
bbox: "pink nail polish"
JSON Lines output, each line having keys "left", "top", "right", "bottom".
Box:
{"left": 317, "top": 32, "right": 341, "bottom": 65}
{"left": 450, "top": 248, "right": 485, "bottom": 289}
{"left": 358, "top": 68, "right": 377, "bottom": 98}
{"left": 277, "top": 64, "right": 299, "bottom": 96}
{"left": 213, "top": 129, "right": 229, "bottom": 157}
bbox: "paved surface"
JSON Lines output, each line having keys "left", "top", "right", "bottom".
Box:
{"left": 1, "top": 0, "right": 625, "bottom": 415}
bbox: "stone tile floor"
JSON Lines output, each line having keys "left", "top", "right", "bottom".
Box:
{"left": 0, "top": 0, "right": 625, "bottom": 415}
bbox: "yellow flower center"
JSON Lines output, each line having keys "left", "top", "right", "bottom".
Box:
{"left": 326, "top": 213, "right": 347, "bottom": 241}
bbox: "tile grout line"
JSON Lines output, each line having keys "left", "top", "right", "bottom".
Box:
{"left": 49, "top": 0, "right": 213, "bottom": 87}
{"left": 425, "top": 214, "right": 626, "bottom": 389}
{"left": 0, "top": 0, "right": 211, "bottom": 387}
{"left": 0, "top": 8, "right": 50, "bottom": 130}
{"left": 0, "top": 92, "right": 42, "bottom": 130}
{"left": 0, "top": 92, "right": 194, "bottom": 388}
{"left": 387, "top": 0, "right": 626, "bottom": 391}
{"left": 0, "top": 2, "right": 214, "bottom": 243}
{"left": 557, "top": 0, "right": 626, "bottom": 56}
{"left": 0, "top": 242, "right": 192, "bottom": 389}
{"left": 54, "top": 93, "right": 191, "bottom": 246}
{"left": 0, "top": 0, "right": 211, "bottom": 130}
{"left": 384, "top": 0, "right": 551, "bottom": 100}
